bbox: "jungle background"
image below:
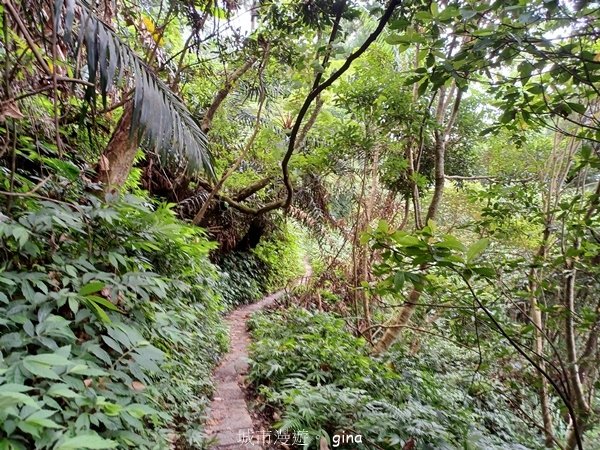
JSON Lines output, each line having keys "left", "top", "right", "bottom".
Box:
{"left": 0, "top": 0, "right": 599, "bottom": 448}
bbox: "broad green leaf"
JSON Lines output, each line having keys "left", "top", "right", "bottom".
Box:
{"left": 460, "top": 8, "right": 477, "bottom": 19}
{"left": 56, "top": 433, "right": 118, "bottom": 449}
{"left": 567, "top": 102, "right": 586, "bottom": 115}
{"left": 67, "top": 364, "right": 109, "bottom": 376}
{"left": 0, "top": 384, "right": 33, "bottom": 393}
{"left": 471, "top": 266, "right": 496, "bottom": 278}
{"left": 84, "top": 300, "right": 111, "bottom": 324}
{"left": 124, "top": 403, "right": 158, "bottom": 419}
{"left": 79, "top": 281, "right": 105, "bottom": 296}
{"left": 395, "top": 235, "right": 421, "bottom": 247}
{"left": 24, "top": 409, "right": 63, "bottom": 430}
{"left": 376, "top": 220, "right": 389, "bottom": 233}
{"left": 85, "top": 295, "right": 121, "bottom": 312}
{"left": 0, "top": 392, "right": 39, "bottom": 409}
{"left": 11, "top": 226, "right": 30, "bottom": 248}
{"left": 22, "top": 353, "right": 71, "bottom": 380}
{"left": 393, "top": 271, "right": 405, "bottom": 290}
{"left": 435, "top": 235, "right": 466, "bottom": 251}
{"left": 102, "top": 402, "right": 123, "bottom": 416}
{"left": 415, "top": 10, "right": 431, "bottom": 21}
{"left": 437, "top": 5, "right": 459, "bottom": 20}
{"left": 47, "top": 384, "right": 82, "bottom": 399}
{"left": 24, "top": 353, "right": 71, "bottom": 366}
{"left": 466, "top": 238, "right": 490, "bottom": 262}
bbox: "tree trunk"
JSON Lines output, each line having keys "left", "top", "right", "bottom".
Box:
{"left": 373, "top": 289, "right": 421, "bottom": 353}
{"left": 200, "top": 57, "right": 257, "bottom": 133}
{"left": 372, "top": 89, "right": 462, "bottom": 354}
{"left": 96, "top": 102, "right": 139, "bottom": 189}
{"left": 527, "top": 222, "right": 555, "bottom": 447}
{"left": 360, "top": 146, "right": 379, "bottom": 340}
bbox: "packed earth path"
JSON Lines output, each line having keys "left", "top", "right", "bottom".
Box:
{"left": 204, "top": 263, "right": 312, "bottom": 449}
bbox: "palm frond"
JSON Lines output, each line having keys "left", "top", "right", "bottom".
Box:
{"left": 233, "top": 76, "right": 289, "bottom": 105}
{"left": 55, "top": 0, "right": 215, "bottom": 180}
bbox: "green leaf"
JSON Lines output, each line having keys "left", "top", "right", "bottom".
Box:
{"left": 101, "top": 335, "right": 123, "bottom": 353}
{"left": 22, "top": 353, "right": 71, "bottom": 380}
{"left": 67, "top": 363, "right": 109, "bottom": 377}
{"left": 24, "top": 409, "right": 63, "bottom": 429}
{"left": 415, "top": 10, "right": 431, "bottom": 21}
{"left": 124, "top": 403, "right": 158, "bottom": 419}
{"left": 85, "top": 301, "right": 111, "bottom": 324}
{"left": 310, "top": 60, "right": 325, "bottom": 73}
{"left": 435, "top": 235, "right": 466, "bottom": 251}
{"left": 56, "top": 433, "right": 119, "bottom": 450}
{"left": 466, "top": 238, "right": 490, "bottom": 262}
{"left": 11, "top": 226, "right": 30, "bottom": 248}
{"left": 0, "top": 384, "right": 33, "bottom": 393}
{"left": 385, "top": 29, "right": 426, "bottom": 45}
{"left": 79, "top": 281, "right": 105, "bottom": 296}
{"left": 0, "top": 391, "right": 39, "bottom": 409}
{"left": 376, "top": 220, "right": 389, "bottom": 233}
{"left": 437, "top": 5, "right": 459, "bottom": 21}
{"left": 394, "top": 235, "right": 421, "bottom": 247}
{"left": 567, "top": 102, "right": 586, "bottom": 115}
{"left": 85, "top": 295, "right": 121, "bottom": 312}
{"left": 393, "top": 271, "right": 405, "bottom": 290}
{"left": 460, "top": 8, "right": 477, "bottom": 19}
{"left": 47, "top": 383, "right": 82, "bottom": 399}
{"left": 359, "top": 233, "right": 370, "bottom": 245}
{"left": 471, "top": 266, "right": 496, "bottom": 278}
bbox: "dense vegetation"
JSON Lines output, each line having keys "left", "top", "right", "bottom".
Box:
{"left": 1, "top": 0, "right": 599, "bottom": 449}
{"left": 249, "top": 308, "right": 542, "bottom": 449}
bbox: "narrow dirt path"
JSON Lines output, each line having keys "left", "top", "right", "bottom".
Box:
{"left": 205, "top": 266, "right": 311, "bottom": 449}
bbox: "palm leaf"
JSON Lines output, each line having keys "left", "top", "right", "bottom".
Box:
{"left": 55, "top": 0, "right": 215, "bottom": 180}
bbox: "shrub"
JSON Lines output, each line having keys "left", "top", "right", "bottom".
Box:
{"left": 215, "top": 252, "right": 270, "bottom": 310}
{"left": 252, "top": 224, "right": 304, "bottom": 292}
{"left": 0, "top": 192, "right": 227, "bottom": 449}
{"left": 247, "top": 308, "right": 544, "bottom": 449}
{"left": 216, "top": 223, "right": 304, "bottom": 310}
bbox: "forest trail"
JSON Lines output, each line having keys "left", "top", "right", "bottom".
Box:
{"left": 204, "top": 263, "right": 312, "bottom": 449}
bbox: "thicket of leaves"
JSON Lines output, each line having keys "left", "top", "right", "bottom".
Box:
{"left": 0, "top": 179, "right": 228, "bottom": 449}
{"left": 216, "top": 224, "right": 303, "bottom": 309}
{"left": 247, "top": 308, "right": 545, "bottom": 449}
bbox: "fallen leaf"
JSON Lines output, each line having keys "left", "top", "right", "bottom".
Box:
{"left": 0, "top": 101, "right": 24, "bottom": 121}
{"left": 131, "top": 381, "right": 145, "bottom": 391}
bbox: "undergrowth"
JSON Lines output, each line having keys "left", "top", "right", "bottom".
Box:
{"left": 217, "top": 224, "right": 304, "bottom": 309}
{"left": 247, "top": 307, "right": 545, "bottom": 450}
{"left": 0, "top": 190, "right": 227, "bottom": 449}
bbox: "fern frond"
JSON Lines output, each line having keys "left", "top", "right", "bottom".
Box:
{"left": 55, "top": 0, "right": 215, "bottom": 179}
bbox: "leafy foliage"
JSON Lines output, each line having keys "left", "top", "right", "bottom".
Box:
{"left": 0, "top": 190, "right": 226, "bottom": 449}
{"left": 54, "top": 0, "right": 214, "bottom": 178}
{"left": 247, "top": 308, "right": 544, "bottom": 449}
{"left": 216, "top": 223, "right": 303, "bottom": 309}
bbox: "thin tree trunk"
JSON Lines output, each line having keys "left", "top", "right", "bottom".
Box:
{"left": 200, "top": 57, "right": 257, "bottom": 133}
{"left": 529, "top": 234, "right": 555, "bottom": 447}
{"left": 96, "top": 102, "right": 139, "bottom": 188}
{"left": 564, "top": 244, "right": 590, "bottom": 450}
{"left": 372, "top": 88, "right": 462, "bottom": 354}
{"left": 361, "top": 146, "right": 379, "bottom": 340}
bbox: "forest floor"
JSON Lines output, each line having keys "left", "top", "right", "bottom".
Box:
{"left": 204, "top": 263, "right": 312, "bottom": 449}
